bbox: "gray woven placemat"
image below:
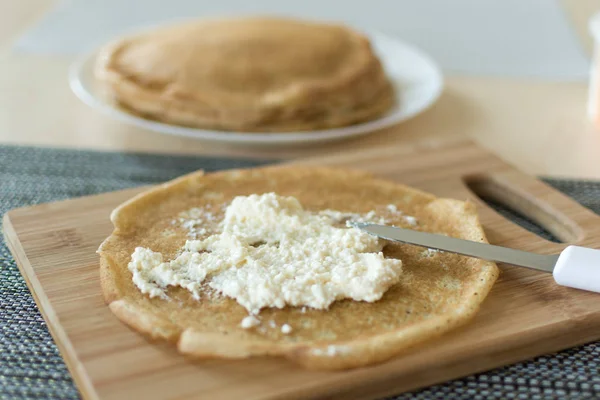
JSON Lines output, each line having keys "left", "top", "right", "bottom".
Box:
{"left": 1, "top": 145, "right": 599, "bottom": 400}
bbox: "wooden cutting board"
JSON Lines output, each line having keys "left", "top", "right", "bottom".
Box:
{"left": 5, "top": 138, "right": 600, "bottom": 400}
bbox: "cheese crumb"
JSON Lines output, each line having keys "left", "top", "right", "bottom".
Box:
{"left": 129, "top": 193, "right": 403, "bottom": 314}
{"left": 319, "top": 209, "right": 387, "bottom": 225}
{"left": 421, "top": 248, "right": 439, "bottom": 258}
{"left": 281, "top": 324, "right": 292, "bottom": 334}
{"left": 312, "top": 345, "right": 341, "bottom": 356}
{"left": 240, "top": 315, "right": 260, "bottom": 329}
{"left": 403, "top": 216, "right": 418, "bottom": 226}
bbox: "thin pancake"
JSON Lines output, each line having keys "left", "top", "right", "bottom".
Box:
{"left": 98, "top": 166, "right": 498, "bottom": 370}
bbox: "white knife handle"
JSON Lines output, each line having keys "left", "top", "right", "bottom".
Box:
{"left": 553, "top": 245, "right": 600, "bottom": 293}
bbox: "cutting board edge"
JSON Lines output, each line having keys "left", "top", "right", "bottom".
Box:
{"left": 2, "top": 214, "right": 100, "bottom": 400}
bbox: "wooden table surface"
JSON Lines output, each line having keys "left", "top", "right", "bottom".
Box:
{"left": 1, "top": 0, "right": 600, "bottom": 178}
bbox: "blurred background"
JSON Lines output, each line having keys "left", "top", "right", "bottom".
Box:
{"left": 14, "top": 0, "right": 589, "bottom": 78}
{"left": 3, "top": 0, "right": 600, "bottom": 178}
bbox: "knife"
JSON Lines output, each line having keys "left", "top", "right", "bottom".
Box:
{"left": 351, "top": 222, "right": 600, "bottom": 294}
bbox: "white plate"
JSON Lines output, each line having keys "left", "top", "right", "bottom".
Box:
{"left": 69, "top": 31, "right": 443, "bottom": 146}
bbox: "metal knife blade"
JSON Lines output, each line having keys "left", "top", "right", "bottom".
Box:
{"left": 351, "top": 222, "right": 559, "bottom": 273}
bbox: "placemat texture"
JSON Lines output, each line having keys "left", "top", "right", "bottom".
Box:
{"left": 1, "top": 145, "right": 599, "bottom": 400}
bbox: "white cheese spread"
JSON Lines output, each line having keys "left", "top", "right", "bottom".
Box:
{"left": 128, "top": 193, "right": 403, "bottom": 315}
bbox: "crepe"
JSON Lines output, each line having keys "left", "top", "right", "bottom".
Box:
{"left": 94, "top": 17, "right": 395, "bottom": 132}
{"left": 98, "top": 166, "right": 498, "bottom": 370}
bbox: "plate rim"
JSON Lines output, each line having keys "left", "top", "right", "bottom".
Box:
{"left": 68, "top": 30, "right": 443, "bottom": 145}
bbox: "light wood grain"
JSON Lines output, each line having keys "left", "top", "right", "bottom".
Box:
{"left": 0, "top": 0, "right": 599, "bottom": 178}
{"left": 5, "top": 138, "right": 600, "bottom": 400}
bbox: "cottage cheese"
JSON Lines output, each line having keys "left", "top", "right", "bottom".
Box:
{"left": 128, "top": 193, "right": 403, "bottom": 315}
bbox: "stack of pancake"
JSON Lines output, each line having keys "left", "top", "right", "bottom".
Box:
{"left": 95, "top": 17, "right": 395, "bottom": 132}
